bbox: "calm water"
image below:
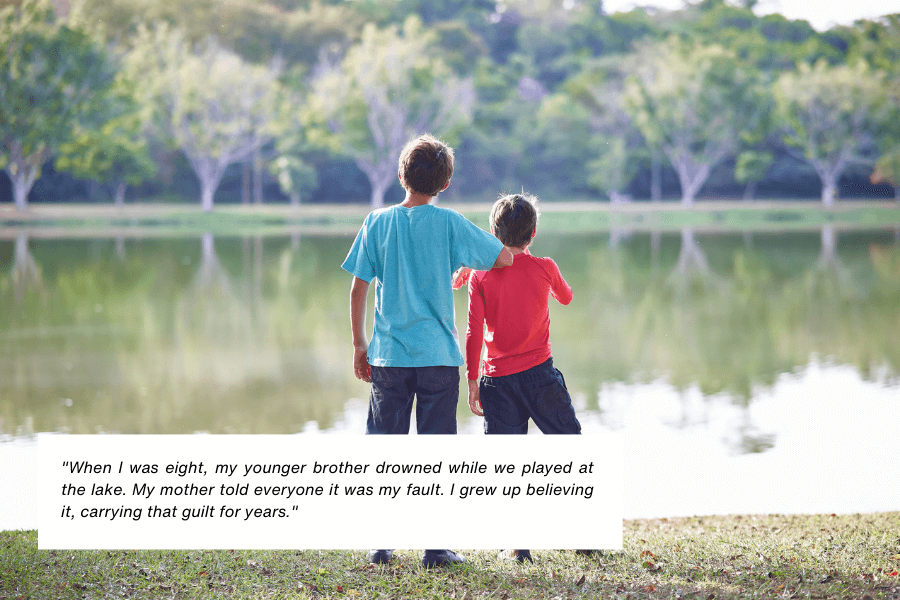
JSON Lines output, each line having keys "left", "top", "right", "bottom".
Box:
{"left": 2, "top": 226, "right": 899, "bottom": 528}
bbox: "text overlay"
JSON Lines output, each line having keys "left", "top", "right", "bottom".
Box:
{"left": 38, "top": 434, "right": 623, "bottom": 549}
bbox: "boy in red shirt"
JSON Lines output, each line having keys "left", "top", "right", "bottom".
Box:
{"left": 455, "top": 193, "right": 581, "bottom": 436}
{"left": 454, "top": 193, "right": 581, "bottom": 565}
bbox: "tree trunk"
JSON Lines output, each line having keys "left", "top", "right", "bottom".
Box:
{"left": 253, "top": 146, "right": 263, "bottom": 204}
{"left": 369, "top": 179, "right": 390, "bottom": 209}
{"left": 821, "top": 178, "right": 837, "bottom": 206}
{"left": 242, "top": 162, "right": 251, "bottom": 204}
{"left": 201, "top": 184, "right": 215, "bottom": 212}
{"left": 668, "top": 152, "right": 712, "bottom": 209}
{"left": 9, "top": 168, "right": 37, "bottom": 211}
{"left": 114, "top": 182, "right": 126, "bottom": 207}
{"left": 651, "top": 150, "right": 661, "bottom": 202}
{"left": 190, "top": 156, "right": 226, "bottom": 212}
{"left": 742, "top": 180, "right": 757, "bottom": 201}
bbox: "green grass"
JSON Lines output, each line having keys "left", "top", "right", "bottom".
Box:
{"left": 1, "top": 201, "right": 899, "bottom": 237}
{"left": 3, "top": 513, "right": 899, "bottom": 599}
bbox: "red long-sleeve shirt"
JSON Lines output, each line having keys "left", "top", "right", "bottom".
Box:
{"left": 465, "top": 251, "right": 572, "bottom": 380}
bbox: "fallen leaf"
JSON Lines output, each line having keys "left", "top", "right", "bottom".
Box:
{"left": 888, "top": 571, "right": 899, "bottom": 577}
{"left": 348, "top": 590, "right": 360, "bottom": 596}
{"left": 643, "top": 585, "right": 657, "bottom": 592}
{"left": 198, "top": 571, "right": 209, "bottom": 577}
{"left": 640, "top": 550, "right": 657, "bottom": 559}
{"left": 335, "top": 585, "right": 344, "bottom": 593}
{"left": 575, "top": 574, "right": 586, "bottom": 586}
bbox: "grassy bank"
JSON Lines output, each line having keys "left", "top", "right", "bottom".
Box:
{"left": 3, "top": 513, "right": 899, "bottom": 599}
{"left": 1, "top": 201, "right": 899, "bottom": 237}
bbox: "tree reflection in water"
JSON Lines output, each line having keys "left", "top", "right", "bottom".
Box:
{"left": 0, "top": 226, "right": 897, "bottom": 451}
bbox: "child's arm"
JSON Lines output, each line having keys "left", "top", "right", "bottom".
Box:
{"left": 467, "top": 380, "right": 483, "bottom": 417}
{"left": 452, "top": 246, "right": 514, "bottom": 290}
{"left": 465, "top": 276, "right": 486, "bottom": 416}
{"left": 349, "top": 276, "right": 371, "bottom": 383}
{"left": 548, "top": 259, "right": 573, "bottom": 305}
{"left": 493, "top": 246, "right": 514, "bottom": 268}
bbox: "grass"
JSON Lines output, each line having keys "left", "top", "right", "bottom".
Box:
{"left": 1, "top": 201, "right": 899, "bottom": 237}
{"left": 3, "top": 513, "right": 899, "bottom": 599}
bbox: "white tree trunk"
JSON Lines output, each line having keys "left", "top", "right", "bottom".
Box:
{"left": 810, "top": 158, "right": 845, "bottom": 207}
{"left": 114, "top": 182, "right": 126, "bottom": 207}
{"left": 369, "top": 177, "right": 391, "bottom": 209}
{"left": 200, "top": 183, "right": 216, "bottom": 212}
{"left": 8, "top": 167, "right": 38, "bottom": 211}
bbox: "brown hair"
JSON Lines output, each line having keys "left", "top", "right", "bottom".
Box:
{"left": 398, "top": 134, "right": 454, "bottom": 196}
{"left": 489, "top": 193, "right": 539, "bottom": 248}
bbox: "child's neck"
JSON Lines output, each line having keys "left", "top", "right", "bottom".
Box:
{"left": 510, "top": 246, "right": 530, "bottom": 256}
{"left": 400, "top": 191, "right": 434, "bottom": 207}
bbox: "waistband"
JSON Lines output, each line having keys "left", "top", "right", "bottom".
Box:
{"left": 481, "top": 357, "right": 554, "bottom": 384}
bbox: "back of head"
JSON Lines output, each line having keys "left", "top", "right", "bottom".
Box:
{"left": 490, "top": 193, "right": 539, "bottom": 248}
{"left": 398, "top": 134, "right": 454, "bottom": 197}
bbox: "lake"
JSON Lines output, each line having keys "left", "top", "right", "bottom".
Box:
{"left": 2, "top": 224, "right": 899, "bottom": 529}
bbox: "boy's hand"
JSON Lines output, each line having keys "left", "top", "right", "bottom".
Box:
{"left": 353, "top": 344, "right": 371, "bottom": 383}
{"left": 452, "top": 267, "right": 473, "bottom": 290}
{"left": 467, "top": 379, "right": 483, "bottom": 416}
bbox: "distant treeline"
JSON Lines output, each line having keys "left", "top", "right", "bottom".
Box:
{"left": 1, "top": 0, "right": 898, "bottom": 210}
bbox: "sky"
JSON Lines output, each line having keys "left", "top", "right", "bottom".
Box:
{"left": 602, "top": 0, "right": 899, "bottom": 31}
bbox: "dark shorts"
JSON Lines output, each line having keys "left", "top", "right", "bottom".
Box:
{"left": 480, "top": 358, "right": 581, "bottom": 435}
{"left": 367, "top": 365, "right": 460, "bottom": 434}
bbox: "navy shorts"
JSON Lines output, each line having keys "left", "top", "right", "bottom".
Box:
{"left": 367, "top": 365, "right": 459, "bottom": 434}
{"left": 480, "top": 358, "right": 581, "bottom": 435}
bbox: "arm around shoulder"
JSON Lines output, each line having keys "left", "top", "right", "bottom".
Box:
{"left": 492, "top": 246, "right": 514, "bottom": 268}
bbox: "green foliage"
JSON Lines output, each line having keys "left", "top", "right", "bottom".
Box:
{"left": 774, "top": 60, "right": 890, "bottom": 203}
{"left": 310, "top": 15, "right": 474, "bottom": 206}
{"left": 54, "top": 80, "right": 156, "bottom": 200}
{"left": 734, "top": 151, "right": 775, "bottom": 185}
{"left": 0, "top": 0, "right": 119, "bottom": 208}
{"left": 623, "top": 37, "right": 765, "bottom": 205}
{"left": 123, "top": 23, "right": 285, "bottom": 210}
{"left": 560, "top": 58, "right": 645, "bottom": 199}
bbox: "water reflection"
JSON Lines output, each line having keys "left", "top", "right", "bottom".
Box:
{"left": 1, "top": 226, "right": 898, "bottom": 440}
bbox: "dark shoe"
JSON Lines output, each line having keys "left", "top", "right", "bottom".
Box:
{"left": 367, "top": 549, "right": 393, "bottom": 564}
{"left": 513, "top": 549, "right": 533, "bottom": 563}
{"left": 422, "top": 549, "right": 465, "bottom": 568}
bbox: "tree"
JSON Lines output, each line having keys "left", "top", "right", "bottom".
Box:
{"left": 124, "top": 25, "right": 284, "bottom": 211}
{"left": 54, "top": 82, "right": 156, "bottom": 206}
{"left": 563, "top": 59, "right": 645, "bottom": 202}
{"left": 0, "top": 0, "right": 119, "bottom": 209}
{"left": 774, "top": 60, "right": 889, "bottom": 205}
{"left": 310, "top": 16, "right": 474, "bottom": 208}
{"left": 623, "top": 37, "right": 763, "bottom": 207}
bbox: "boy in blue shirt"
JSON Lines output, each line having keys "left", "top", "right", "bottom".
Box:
{"left": 341, "top": 133, "right": 513, "bottom": 567}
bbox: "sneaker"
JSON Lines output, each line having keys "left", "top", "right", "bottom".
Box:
{"left": 421, "top": 549, "right": 465, "bottom": 568}
{"left": 366, "top": 549, "right": 393, "bottom": 564}
{"left": 502, "top": 549, "right": 533, "bottom": 563}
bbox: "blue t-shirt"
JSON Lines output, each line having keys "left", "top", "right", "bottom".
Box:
{"left": 342, "top": 204, "right": 504, "bottom": 367}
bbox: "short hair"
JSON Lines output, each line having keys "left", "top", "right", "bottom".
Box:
{"left": 398, "top": 134, "right": 454, "bottom": 197}
{"left": 490, "top": 193, "right": 539, "bottom": 248}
